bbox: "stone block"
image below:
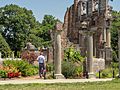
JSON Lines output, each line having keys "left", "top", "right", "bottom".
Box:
{"left": 93, "top": 58, "right": 105, "bottom": 73}
{"left": 54, "top": 74, "right": 65, "bottom": 79}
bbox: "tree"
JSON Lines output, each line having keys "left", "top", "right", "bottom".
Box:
{"left": 0, "top": 33, "right": 11, "bottom": 58}
{"left": 111, "top": 11, "right": 120, "bottom": 61}
{"left": 0, "top": 4, "right": 40, "bottom": 55}
{"left": 39, "top": 15, "right": 60, "bottom": 41}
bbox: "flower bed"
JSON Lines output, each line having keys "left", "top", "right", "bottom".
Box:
{"left": 0, "top": 65, "right": 21, "bottom": 78}
{"left": 0, "top": 60, "right": 38, "bottom": 79}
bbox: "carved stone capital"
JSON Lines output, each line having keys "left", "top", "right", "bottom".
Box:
{"left": 55, "top": 22, "right": 63, "bottom": 32}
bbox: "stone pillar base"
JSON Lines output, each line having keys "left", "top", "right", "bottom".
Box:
{"left": 55, "top": 74, "right": 65, "bottom": 79}
{"left": 88, "top": 72, "right": 96, "bottom": 79}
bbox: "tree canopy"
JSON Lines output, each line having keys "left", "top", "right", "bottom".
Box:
{"left": 0, "top": 4, "right": 59, "bottom": 56}
{"left": 0, "top": 4, "right": 38, "bottom": 54}
{"left": 39, "top": 15, "right": 60, "bottom": 41}
{"left": 111, "top": 11, "right": 120, "bottom": 61}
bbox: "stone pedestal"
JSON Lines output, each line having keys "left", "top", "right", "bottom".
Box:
{"left": 54, "top": 74, "right": 65, "bottom": 79}
{"left": 88, "top": 72, "right": 96, "bottom": 79}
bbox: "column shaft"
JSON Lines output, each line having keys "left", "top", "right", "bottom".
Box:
{"left": 106, "top": 29, "right": 111, "bottom": 47}
{"left": 55, "top": 32, "right": 61, "bottom": 74}
{"left": 87, "top": 35, "right": 93, "bottom": 73}
{"left": 103, "top": 28, "right": 106, "bottom": 42}
{"left": 87, "top": 34, "right": 95, "bottom": 78}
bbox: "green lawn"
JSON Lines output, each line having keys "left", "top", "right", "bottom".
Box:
{"left": 0, "top": 79, "right": 120, "bottom": 90}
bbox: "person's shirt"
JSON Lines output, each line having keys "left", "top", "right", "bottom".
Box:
{"left": 37, "top": 55, "right": 45, "bottom": 64}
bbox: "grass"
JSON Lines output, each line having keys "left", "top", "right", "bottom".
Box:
{"left": 0, "top": 79, "right": 120, "bottom": 90}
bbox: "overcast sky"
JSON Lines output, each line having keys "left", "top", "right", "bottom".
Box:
{"left": 0, "top": 0, "right": 120, "bottom": 22}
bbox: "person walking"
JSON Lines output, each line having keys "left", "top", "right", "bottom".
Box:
{"left": 37, "top": 51, "right": 46, "bottom": 79}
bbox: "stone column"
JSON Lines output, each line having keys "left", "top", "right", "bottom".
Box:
{"left": 55, "top": 31, "right": 61, "bottom": 74}
{"left": 103, "top": 28, "right": 107, "bottom": 42}
{"left": 106, "top": 29, "right": 111, "bottom": 47}
{"left": 54, "top": 22, "right": 64, "bottom": 79}
{"left": 87, "top": 33, "right": 95, "bottom": 78}
{"left": 93, "top": 34, "right": 96, "bottom": 57}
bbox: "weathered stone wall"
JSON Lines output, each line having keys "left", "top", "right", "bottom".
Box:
{"left": 62, "top": 0, "right": 112, "bottom": 70}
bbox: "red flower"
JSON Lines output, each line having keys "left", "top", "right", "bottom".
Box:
{"left": 14, "top": 72, "right": 20, "bottom": 77}
{"left": 7, "top": 72, "right": 14, "bottom": 78}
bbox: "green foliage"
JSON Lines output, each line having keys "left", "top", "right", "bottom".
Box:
{"left": 46, "top": 63, "right": 54, "bottom": 79}
{"left": 3, "top": 60, "right": 38, "bottom": 77}
{"left": 96, "top": 68, "right": 118, "bottom": 78}
{"left": 0, "top": 4, "right": 60, "bottom": 54}
{"left": 96, "top": 68, "right": 113, "bottom": 78}
{"left": 111, "top": 62, "right": 119, "bottom": 69}
{"left": 62, "top": 61, "right": 76, "bottom": 78}
{"left": 96, "top": 62, "right": 119, "bottom": 78}
{"left": 0, "top": 70, "right": 7, "bottom": 78}
{"left": 46, "top": 63, "right": 54, "bottom": 73}
{"left": 28, "top": 34, "right": 44, "bottom": 47}
{"left": 0, "top": 4, "right": 42, "bottom": 55}
{"left": 0, "top": 33, "right": 11, "bottom": 58}
{"left": 0, "top": 4, "right": 61, "bottom": 55}
{"left": 39, "top": 15, "right": 60, "bottom": 42}
{"left": 111, "top": 11, "right": 120, "bottom": 61}
{"left": 74, "top": 66, "right": 83, "bottom": 77}
{"left": 112, "top": 51, "right": 118, "bottom": 62}
{"left": 63, "top": 47, "right": 84, "bottom": 78}
{"left": 62, "top": 61, "right": 83, "bottom": 78}
{"left": 64, "top": 47, "right": 84, "bottom": 63}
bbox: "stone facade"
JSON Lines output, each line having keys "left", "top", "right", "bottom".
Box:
{"left": 62, "top": 0, "right": 112, "bottom": 64}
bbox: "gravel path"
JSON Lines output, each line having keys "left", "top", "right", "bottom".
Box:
{"left": 0, "top": 76, "right": 113, "bottom": 85}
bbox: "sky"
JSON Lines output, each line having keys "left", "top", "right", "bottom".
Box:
{"left": 0, "top": 0, "right": 120, "bottom": 22}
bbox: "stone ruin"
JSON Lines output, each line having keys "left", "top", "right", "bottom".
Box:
{"left": 58, "top": 0, "right": 113, "bottom": 77}
{"left": 25, "top": 42, "right": 36, "bottom": 51}
{"left": 21, "top": 42, "right": 39, "bottom": 64}
{"left": 21, "top": 42, "right": 50, "bottom": 64}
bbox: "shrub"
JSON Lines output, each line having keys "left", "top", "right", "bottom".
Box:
{"left": 75, "top": 65, "right": 83, "bottom": 77}
{"left": 0, "top": 34, "right": 11, "bottom": 58}
{"left": 62, "top": 61, "right": 83, "bottom": 78}
{"left": 63, "top": 47, "right": 84, "bottom": 79}
{"left": 111, "top": 62, "right": 118, "bottom": 69}
{"left": 21, "top": 51, "right": 38, "bottom": 64}
{"left": 64, "top": 47, "right": 84, "bottom": 63}
{"left": 0, "top": 65, "right": 21, "bottom": 78}
{"left": 101, "top": 68, "right": 113, "bottom": 78}
{"left": 62, "top": 61, "right": 76, "bottom": 78}
{"left": 46, "top": 63, "right": 54, "bottom": 72}
{"left": 3, "top": 60, "right": 38, "bottom": 77}
{"left": 96, "top": 68, "right": 118, "bottom": 78}
{"left": 0, "top": 70, "right": 7, "bottom": 78}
